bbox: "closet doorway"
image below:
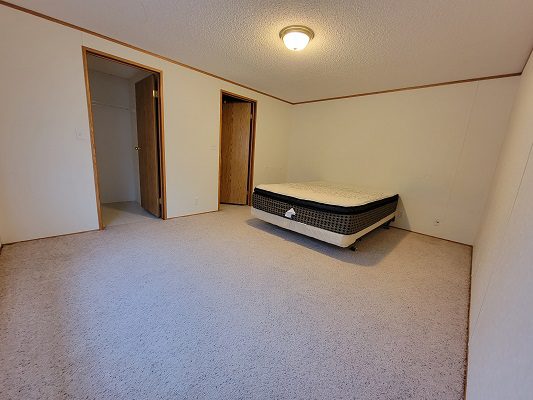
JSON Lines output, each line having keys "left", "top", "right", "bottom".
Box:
{"left": 219, "top": 91, "right": 257, "bottom": 207}
{"left": 83, "top": 48, "right": 166, "bottom": 228}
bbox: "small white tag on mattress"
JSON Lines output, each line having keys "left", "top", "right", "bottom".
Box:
{"left": 285, "top": 208, "right": 296, "bottom": 219}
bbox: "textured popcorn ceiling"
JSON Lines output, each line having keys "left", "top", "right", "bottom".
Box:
{"left": 8, "top": 0, "right": 533, "bottom": 103}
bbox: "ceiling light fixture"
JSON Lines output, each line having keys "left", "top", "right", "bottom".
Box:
{"left": 279, "top": 25, "right": 314, "bottom": 51}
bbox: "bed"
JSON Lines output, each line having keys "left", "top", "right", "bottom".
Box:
{"left": 251, "top": 181, "right": 399, "bottom": 248}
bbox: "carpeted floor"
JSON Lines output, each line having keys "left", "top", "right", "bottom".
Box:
{"left": 0, "top": 205, "right": 471, "bottom": 400}
{"left": 101, "top": 201, "right": 157, "bottom": 227}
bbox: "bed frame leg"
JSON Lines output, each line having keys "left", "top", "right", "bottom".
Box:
{"left": 349, "top": 239, "right": 360, "bottom": 251}
{"left": 382, "top": 219, "right": 394, "bottom": 230}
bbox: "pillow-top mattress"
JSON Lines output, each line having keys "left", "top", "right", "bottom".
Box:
{"left": 254, "top": 181, "right": 396, "bottom": 209}
{"left": 251, "top": 181, "right": 398, "bottom": 246}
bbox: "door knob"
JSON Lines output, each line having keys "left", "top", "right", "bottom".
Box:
{"left": 135, "top": 146, "right": 141, "bottom": 151}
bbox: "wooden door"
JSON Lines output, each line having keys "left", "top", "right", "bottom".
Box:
{"left": 220, "top": 102, "right": 252, "bottom": 204}
{"left": 135, "top": 75, "right": 161, "bottom": 217}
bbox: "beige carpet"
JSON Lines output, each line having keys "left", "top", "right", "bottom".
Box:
{"left": 0, "top": 205, "right": 471, "bottom": 399}
{"left": 101, "top": 201, "right": 157, "bottom": 227}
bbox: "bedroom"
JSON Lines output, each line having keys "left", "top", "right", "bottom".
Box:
{"left": 0, "top": 1, "right": 532, "bottom": 399}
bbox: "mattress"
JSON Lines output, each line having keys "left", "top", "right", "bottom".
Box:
{"left": 251, "top": 181, "right": 399, "bottom": 247}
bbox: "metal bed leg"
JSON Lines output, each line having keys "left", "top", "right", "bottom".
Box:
{"left": 382, "top": 217, "right": 395, "bottom": 230}
{"left": 351, "top": 217, "right": 395, "bottom": 250}
{"left": 349, "top": 239, "right": 360, "bottom": 251}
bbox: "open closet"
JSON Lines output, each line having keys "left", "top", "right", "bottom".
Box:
{"left": 84, "top": 49, "right": 166, "bottom": 228}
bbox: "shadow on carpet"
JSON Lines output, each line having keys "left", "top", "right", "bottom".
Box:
{"left": 246, "top": 218, "right": 407, "bottom": 266}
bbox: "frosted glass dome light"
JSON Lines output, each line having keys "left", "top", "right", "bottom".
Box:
{"left": 280, "top": 26, "right": 314, "bottom": 51}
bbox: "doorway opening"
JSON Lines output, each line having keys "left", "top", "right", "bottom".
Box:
{"left": 219, "top": 91, "right": 257, "bottom": 207}
{"left": 83, "top": 48, "right": 166, "bottom": 228}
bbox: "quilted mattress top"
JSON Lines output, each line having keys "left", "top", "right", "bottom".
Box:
{"left": 255, "top": 181, "right": 397, "bottom": 208}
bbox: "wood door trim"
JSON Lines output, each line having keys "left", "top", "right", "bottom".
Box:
{"left": 220, "top": 91, "right": 258, "bottom": 103}
{"left": 248, "top": 101, "right": 257, "bottom": 206}
{"left": 82, "top": 47, "right": 167, "bottom": 224}
{"left": 82, "top": 47, "right": 103, "bottom": 229}
{"left": 82, "top": 47, "right": 163, "bottom": 74}
{"left": 157, "top": 74, "right": 168, "bottom": 219}
{"left": 294, "top": 72, "right": 522, "bottom": 105}
{"left": 220, "top": 102, "right": 252, "bottom": 204}
{"left": 218, "top": 90, "right": 257, "bottom": 208}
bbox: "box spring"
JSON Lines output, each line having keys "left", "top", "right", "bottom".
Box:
{"left": 252, "top": 190, "right": 398, "bottom": 236}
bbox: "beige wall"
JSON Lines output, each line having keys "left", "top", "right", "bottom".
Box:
{"left": 0, "top": 6, "right": 291, "bottom": 243}
{"left": 0, "top": 4, "right": 522, "bottom": 248}
{"left": 0, "top": 8, "right": 97, "bottom": 244}
{"left": 467, "top": 53, "right": 533, "bottom": 399}
{"left": 288, "top": 78, "right": 519, "bottom": 245}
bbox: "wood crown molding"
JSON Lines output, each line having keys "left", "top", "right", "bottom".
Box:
{"left": 0, "top": 0, "right": 291, "bottom": 104}
{"left": 0, "top": 0, "right": 524, "bottom": 106}
{"left": 293, "top": 73, "right": 522, "bottom": 105}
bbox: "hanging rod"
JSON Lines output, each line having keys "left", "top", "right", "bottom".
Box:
{"left": 91, "top": 101, "right": 134, "bottom": 112}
